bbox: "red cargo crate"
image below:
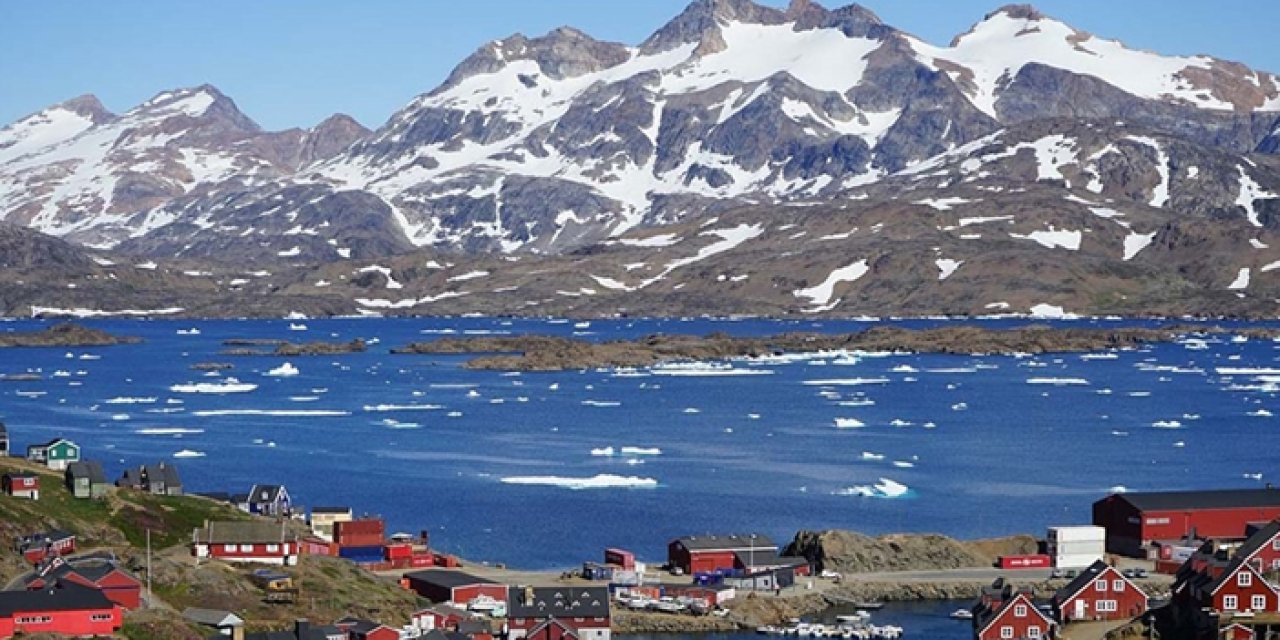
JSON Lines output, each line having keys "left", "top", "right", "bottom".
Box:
{"left": 998, "top": 554, "right": 1051, "bottom": 569}
{"left": 337, "top": 533, "right": 385, "bottom": 548}
{"left": 386, "top": 543, "right": 413, "bottom": 560}
{"left": 410, "top": 555, "right": 435, "bottom": 568}
{"left": 605, "top": 547, "right": 636, "bottom": 570}
{"left": 433, "top": 553, "right": 459, "bottom": 568}
{"left": 335, "top": 519, "right": 385, "bottom": 536}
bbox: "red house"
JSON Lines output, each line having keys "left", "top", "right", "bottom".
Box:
{"left": 1, "top": 472, "right": 39, "bottom": 500}
{"left": 506, "top": 586, "right": 611, "bottom": 640}
{"left": 668, "top": 534, "right": 775, "bottom": 574}
{"left": 1094, "top": 489, "right": 1280, "bottom": 557}
{"left": 1052, "top": 560, "right": 1148, "bottom": 623}
{"left": 1222, "top": 623, "right": 1256, "bottom": 640}
{"left": 0, "top": 581, "right": 123, "bottom": 639}
{"left": 402, "top": 570, "right": 506, "bottom": 606}
{"left": 193, "top": 521, "right": 299, "bottom": 565}
{"left": 15, "top": 530, "right": 75, "bottom": 564}
{"left": 336, "top": 616, "right": 400, "bottom": 640}
{"left": 412, "top": 603, "right": 478, "bottom": 632}
{"left": 1235, "top": 519, "right": 1280, "bottom": 573}
{"left": 974, "top": 588, "right": 1055, "bottom": 640}
{"left": 524, "top": 618, "right": 581, "bottom": 640}
{"left": 1204, "top": 558, "right": 1278, "bottom": 615}
{"left": 24, "top": 558, "right": 143, "bottom": 610}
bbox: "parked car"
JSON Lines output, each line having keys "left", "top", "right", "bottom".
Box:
{"left": 1050, "top": 568, "right": 1065, "bottom": 579}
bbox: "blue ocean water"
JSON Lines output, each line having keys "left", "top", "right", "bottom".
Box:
{"left": 1, "top": 316, "right": 1278, "bottom": 571}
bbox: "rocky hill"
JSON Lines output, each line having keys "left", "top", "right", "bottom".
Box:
{"left": 1, "top": 1, "right": 1280, "bottom": 318}
{"left": 784, "top": 529, "right": 1039, "bottom": 573}
{"left": 0, "top": 457, "right": 421, "bottom": 638}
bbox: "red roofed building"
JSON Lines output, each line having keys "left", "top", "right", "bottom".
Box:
{"left": 668, "top": 533, "right": 775, "bottom": 574}
{"left": 1051, "top": 560, "right": 1148, "bottom": 623}
{"left": 1094, "top": 489, "right": 1280, "bottom": 557}
{"left": 0, "top": 581, "right": 123, "bottom": 638}
{"left": 973, "top": 587, "right": 1055, "bottom": 640}
{"left": 23, "top": 558, "right": 143, "bottom": 610}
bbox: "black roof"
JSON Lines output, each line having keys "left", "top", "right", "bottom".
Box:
{"left": 403, "top": 570, "right": 497, "bottom": 589}
{"left": 249, "top": 484, "right": 287, "bottom": 502}
{"left": 733, "top": 549, "right": 806, "bottom": 568}
{"left": 67, "top": 460, "right": 107, "bottom": 483}
{"left": 506, "top": 586, "right": 611, "bottom": 619}
{"left": 0, "top": 581, "right": 114, "bottom": 616}
{"left": 311, "top": 506, "right": 351, "bottom": 514}
{"left": 674, "top": 533, "right": 776, "bottom": 551}
{"left": 1106, "top": 488, "right": 1280, "bottom": 512}
{"left": 4, "top": 471, "right": 39, "bottom": 479}
{"left": 1234, "top": 519, "right": 1280, "bottom": 563}
{"left": 1052, "top": 560, "right": 1117, "bottom": 603}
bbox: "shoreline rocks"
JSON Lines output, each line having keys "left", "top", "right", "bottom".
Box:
{"left": 220, "top": 339, "right": 366, "bottom": 356}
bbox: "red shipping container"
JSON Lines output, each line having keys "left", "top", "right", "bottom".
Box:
{"left": 433, "top": 553, "right": 459, "bottom": 568}
{"left": 386, "top": 543, "right": 413, "bottom": 560}
{"left": 605, "top": 548, "right": 636, "bottom": 570}
{"left": 335, "top": 519, "right": 385, "bottom": 537}
{"left": 410, "top": 555, "right": 435, "bottom": 568}
{"left": 998, "top": 554, "right": 1051, "bottom": 569}
{"left": 337, "top": 533, "right": 385, "bottom": 548}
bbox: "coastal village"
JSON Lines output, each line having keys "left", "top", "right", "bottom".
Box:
{"left": 2, "top": 419, "right": 1280, "bottom": 640}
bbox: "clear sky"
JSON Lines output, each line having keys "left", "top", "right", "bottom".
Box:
{"left": 2, "top": 1, "right": 1277, "bottom": 132}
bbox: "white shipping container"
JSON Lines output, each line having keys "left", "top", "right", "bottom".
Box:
{"left": 1055, "top": 553, "right": 1104, "bottom": 568}
{"left": 1050, "top": 540, "right": 1106, "bottom": 555}
{"left": 1048, "top": 526, "right": 1106, "bottom": 543}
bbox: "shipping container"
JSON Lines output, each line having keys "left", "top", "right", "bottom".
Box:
{"left": 410, "top": 555, "right": 435, "bottom": 568}
{"left": 433, "top": 553, "right": 459, "bottom": 568}
{"left": 335, "top": 519, "right": 385, "bottom": 537}
{"left": 605, "top": 547, "right": 636, "bottom": 570}
{"left": 612, "top": 570, "right": 640, "bottom": 586}
{"left": 582, "top": 562, "right": 615, "bottom": 581}
{"left": 336, "top": 533, "right": 384, "bottom": 548}
{"left": 385, "top": 543, "right": 413, "bottom": 560}
{"left": 1054, "top": 553, "right": 1104, "bottom": 568}
{"left": 339, "top": 545, "right": 385, "bottom": 562}
{"left": 998, "top": 554, "right": 1052, "bottom": 569}
{"left": 1047, "top": 525, "right": 1106, "bottom": 542}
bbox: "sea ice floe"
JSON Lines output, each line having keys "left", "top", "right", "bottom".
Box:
{"left": 499, "top": 474, "right": 658, "bottom": 490}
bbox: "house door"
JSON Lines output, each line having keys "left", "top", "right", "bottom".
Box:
{"left": 1074, "top": 599, "right": 1086, "bottom": 620}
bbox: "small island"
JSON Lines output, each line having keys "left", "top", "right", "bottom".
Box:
{"left": 0, "top": 322, "right": 140, "bottom": 348}
{"left": 220, "top": 338, "right": 367, "bottom": 357}
{"left": 391, "top": 324, "right": 1274, "bottom": 371}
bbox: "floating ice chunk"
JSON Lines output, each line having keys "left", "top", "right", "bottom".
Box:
{"left": 834, "top": 418, "right": 865, "bottom": 429}
{"left": 1152, "top": 420, "right": 1183, "bottom": 429}
{"left": 860, "top": 451, "right": 885, "bottom": 461}
{"left": 363, "top": 404, "right": 442, "bottom": 412}
{"left": 803, "top": 378, "right": 890, "bottom": 386}
{"left": 582, "top": 400, "right": 621, "bottom": 407}
{"left": 1249, "top": 409, "right": 1273, "bottom": 417}
{"left": 191, "top": 409, "right": 350, "bottom": 417}
{"left": 1027, "top": 377, "right": 1089, "bottom": 386}
{"left": 170, "top": 378, "right": 258, "bottom": 394}
{"left": 105, "top": 397, "right": 157, "bottom": 404}
{"left": 499, "top": 474, "right": 658, "bottom": 490}
{"left": 264, "top": 362, "right": 300, "bottom": 377}
{"left": 173, "top": 449, "right": 206, "bottom": 458}
{"left": 620, "top": 447, "right": 662, "bottom": 456}
{"left": 590, "top": 447, "right": 616, "bottom": 457}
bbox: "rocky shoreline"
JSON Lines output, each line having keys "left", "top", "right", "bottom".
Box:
{"left": 0, "top": 322, "right": 139, "bottom": 348}
{"left": 391, "top": 324, "right": 1269, "bottom": 371}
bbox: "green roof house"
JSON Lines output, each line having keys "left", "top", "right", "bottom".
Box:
{"left": 27, "top": 438, "right": 81, "bottom": 471}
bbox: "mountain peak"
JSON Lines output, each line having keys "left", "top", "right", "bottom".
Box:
{"left": 639, "top": 0, "right": 787, "bottom": 54}
{"left": 436, "top": 25, "right": 630, "bottom": 93}
{"left": 990, "top": 4, "right": 1047, "bottom": 21}
{"left": 56, "top": 94, "right": 114, "bottom": 122}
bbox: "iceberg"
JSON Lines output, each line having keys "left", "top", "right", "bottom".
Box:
{"left": 170, "top": 378, "right": 258, "bottom": 394}
{"left": 173, "top": 449, "right": 206, "bottom": 458}
{"left": 834, "top": 418, "right": 865, "bottom": 429}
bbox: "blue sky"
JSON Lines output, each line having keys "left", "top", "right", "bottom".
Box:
{"left": 2, "top": 1, "right": 1277, "bottom": 131}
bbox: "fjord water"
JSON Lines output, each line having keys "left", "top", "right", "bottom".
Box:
{"left": 1, "top": 316, "right": 1277, "bottom": 569}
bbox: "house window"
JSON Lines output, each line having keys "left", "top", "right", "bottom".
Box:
{"left": 1239, "top": 572, "right": 1253, "bottom": 587}
{"left": 1095, "top": 579, "right": 1107, "bottom": 592}
{"left": 1000, "top": 626, "right": 1014, "bottom": 639}
{"left": 1273, "top": 539, "right": 1280, "bottom": 551}
{"left": 223, "top": 544, "right": 236, "bottom": 553}
{"left": 266, "top": 544, "right": 279, "bottom": 553}
{"left": 1014, "top": 604, "right": 1027, "bottom": 617}
{"left": 1027, "top": 627, "right": 1042, "bottom": 639}
{"left": 17, "top": 615, "right": 52, "bottom": 624}
{"left": 1273, "top": 559, "right": 1280, "bottom": 570}
{"left": 1113, "top": 579, "right": 1125, "bottom": 591}
{"left": 1224, "top": 595, "right": 1239, "bottom": 611}
{"left": 240, "top": 544, "right": 254, "bottom": 552}
{"left": 1097, "top": 600, "right": 1117, "bottom": 612}
{"left": 91, "top": 613, "right": 113, "bottom": 621}
{"left": 1252, "top": 595, "right": 1267, "bottom": 611}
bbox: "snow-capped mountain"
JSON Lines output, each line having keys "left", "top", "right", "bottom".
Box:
{"left": 3, "top": 0, "right": 1280, "bottom": 306}
{"left": 0, "top": 85, "right": 367, "bottom": 249}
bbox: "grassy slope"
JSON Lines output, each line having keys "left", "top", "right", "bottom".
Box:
{"left": 0, "top": 457, "right": 423, "bottom": 636}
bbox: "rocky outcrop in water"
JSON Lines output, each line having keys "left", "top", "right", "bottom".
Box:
{"left": 0, "top": 323, "right": 139, "bottom": 348}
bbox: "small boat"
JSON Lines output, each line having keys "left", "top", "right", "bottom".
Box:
{"left": 949, "top": 608, "right": 974, "bottom": 620}
{"left": 852, "top": 601, "right": 885, "bottom": 611}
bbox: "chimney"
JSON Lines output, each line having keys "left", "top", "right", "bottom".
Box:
{"left": 524, "top": 586, "right": 535, "bottom": 606}
{"left": 294, "top": 619, "right": 309, "bottom": 639}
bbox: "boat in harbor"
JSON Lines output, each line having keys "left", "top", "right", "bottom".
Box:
{"left": 851, "top": 601, "right": 885, "bottom": 610}
{"left": 950, "top": 608, "right": 974, "bottom": 619}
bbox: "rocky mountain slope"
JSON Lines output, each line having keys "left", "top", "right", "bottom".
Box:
{"left": 1, "top": 1, "right": 1279, "bottom": 318}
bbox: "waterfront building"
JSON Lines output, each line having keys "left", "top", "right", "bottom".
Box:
{"left": 402, "top": 570, "right": 506, "bottom": 606}
{"left": 1094, "top": 489, "right": 1280, "bottom": 557}
{"left": 667, "top": 533, "right": 776, "bottom": 574}
{"left": 973, "top": 589, "right": 1055, "bottom": 640}
{"left": 0, "top": 581, "right": 122, "bottom": 639}
{"left": 25, "top": 438, "right": 80, "bottom": 471}
{"left": 192, "top": 521, "right": 299, "bottom": 565}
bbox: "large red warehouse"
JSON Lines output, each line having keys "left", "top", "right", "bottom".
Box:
{"left": 668, "top": 534, "right": 776, "bottom": 574}
{"left": 402, "top": 570, "right": 506, "bottom": 606}
{"left": 1093, "top": 489, "right": 1280, "bottom": 557}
